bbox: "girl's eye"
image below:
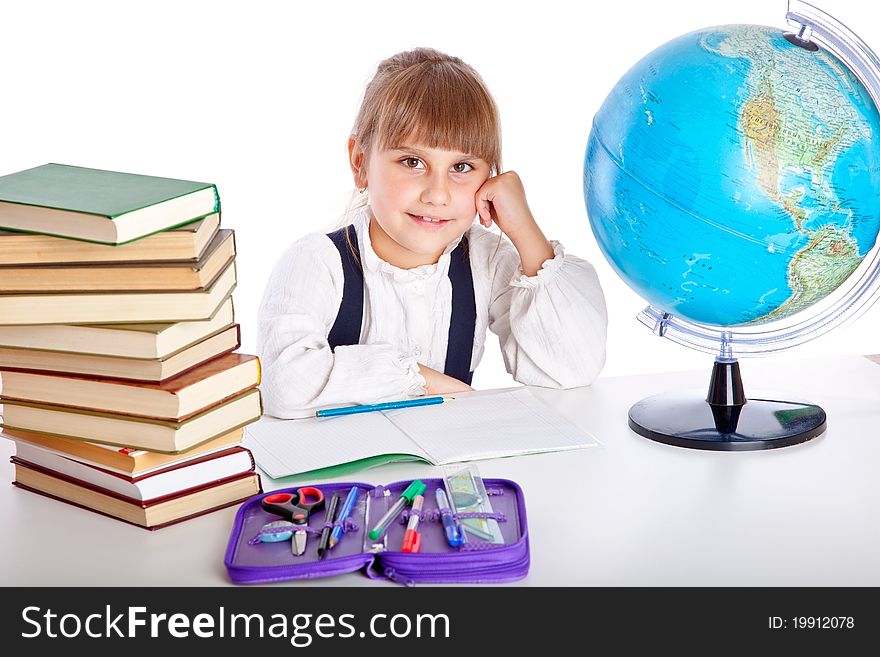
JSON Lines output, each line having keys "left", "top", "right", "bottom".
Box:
{"left": 452, "top": 162, "right": 474, "bottom": 174}
{"left": 401, "top": 157, "right": 424, "bottom": 169}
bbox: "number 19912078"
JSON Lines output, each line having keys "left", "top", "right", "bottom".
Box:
{"left": 769, "top": 617, "right": 854, "bottom": 630}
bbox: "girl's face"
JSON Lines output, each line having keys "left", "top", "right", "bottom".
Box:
{"left": 354, "top": 140, "right": 491, "bottom": 268}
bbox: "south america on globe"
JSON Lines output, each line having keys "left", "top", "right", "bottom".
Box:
{"left": 585, "top": 24, "right": 880, "bottom": 327}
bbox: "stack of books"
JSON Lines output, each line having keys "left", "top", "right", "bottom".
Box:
{"left": 0, "top": 163, "right": 263, "bottom": 529}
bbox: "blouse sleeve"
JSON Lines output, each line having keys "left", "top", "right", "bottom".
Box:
{"left": 486, "top": 237, "right": 608, "bottom": 388}
{"left": 257, "top": 234, "right": 426, "bottom": 419}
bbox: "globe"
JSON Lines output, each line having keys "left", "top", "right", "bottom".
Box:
{"left": 584, "top": 23, "right": 880, "bottom": 328}
{"left": 583, "top": 10, "right": 880, "bottom": 451}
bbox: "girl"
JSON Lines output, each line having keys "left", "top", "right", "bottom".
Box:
{"left": 258, "top": 48, "right": 607, "bottom": 419}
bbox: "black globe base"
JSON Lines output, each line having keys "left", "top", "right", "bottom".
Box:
{"left": 628, "top": 359, "right": 826, "bottom": 451}
{"left": 628, "top": 393, "right": 826, "bottom": 450}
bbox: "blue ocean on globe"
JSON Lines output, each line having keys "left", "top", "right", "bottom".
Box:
{"left": 584, "top": 24, "right": 880, "bottom": 327}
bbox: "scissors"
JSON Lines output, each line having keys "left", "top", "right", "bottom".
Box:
{"left": 261, "top": 487, "right": 325, "bottom": 555}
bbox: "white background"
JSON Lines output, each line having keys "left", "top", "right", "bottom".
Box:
{"left": 2, "top": 0, "right": 879, "bottom": 390}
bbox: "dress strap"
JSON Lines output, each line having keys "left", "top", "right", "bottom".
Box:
{"left": 444, "top": 237, "right": 476, "bottom": 385}
{"left": 326, "top": 225, "right": 364, "bottom": 351}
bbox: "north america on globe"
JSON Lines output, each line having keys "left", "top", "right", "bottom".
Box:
{"left": 585, "top": 24, "right": 880, "bottom": 327}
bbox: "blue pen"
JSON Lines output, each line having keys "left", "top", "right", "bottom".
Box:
{"left": 328, "top": 486, "right": 359, "bottom": 549}
{"left": 316, "top": 396, "right": 445, "bottom": 418}
{"left": 435, "top": 487, "right": 464, "bottom": 547}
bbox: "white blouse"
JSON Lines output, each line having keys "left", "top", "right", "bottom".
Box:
{"left": 257, "top": 208, "right": 607, "bottom": 418}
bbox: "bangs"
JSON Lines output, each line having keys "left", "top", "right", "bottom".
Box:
{"left": 373, "top": 62, "right": 501, "bottom": 172}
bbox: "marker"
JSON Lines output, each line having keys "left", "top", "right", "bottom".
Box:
{"left": 328, "top": 486, "right": 360, "bottom": 549}
{"left": 435, "top": 487, "right": 464, "bottom": 548}
{"left": 401, "top": 494, "right": 424, "bottom": 553}
{"left": 316, "top": 492, "right": 340, "bottom": 559}
{"left": 368, "top": 480, "right": 426, "bottom": 541}
{"left": 316, "top": 396, "right": 445, "bottom": 418}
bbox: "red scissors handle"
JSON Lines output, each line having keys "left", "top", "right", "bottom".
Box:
{"left": 295, "top": 487, "right": 324, "bottom": 513}
{"left": 261, "top": 488, "right": 325, "bottom": 520}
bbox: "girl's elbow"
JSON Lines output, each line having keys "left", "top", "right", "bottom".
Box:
{"left": 259, "top": 368, "right": 310, "bottom": 419}
{"left": 260, "top": 380, "right": 293, "bottom": 419}
{"left": 538, "top": 348, "right": 607, "bottom": 389}
{"left": 575, "top": 355, "right": 605, "bottom": 388}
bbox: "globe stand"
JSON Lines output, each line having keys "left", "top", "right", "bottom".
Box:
{"left": 628, "top": 358, "right": 827, "bottom": 450}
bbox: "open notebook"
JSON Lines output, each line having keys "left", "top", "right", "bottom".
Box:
{"left": 244, "top": 388, "right": 599, "bottom": 479}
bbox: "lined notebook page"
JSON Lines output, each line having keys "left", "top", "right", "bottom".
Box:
{"left": 244, "top": 413, "right": 428, "bottom": 479}
{"left": 384, "top": 388, "right": 599, "bottom": 464}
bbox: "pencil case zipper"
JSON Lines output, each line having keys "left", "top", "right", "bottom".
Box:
{"left": 381, "top": 549, "right": 531, "bottom": 586}
{"left": 378, "top": 536, "right": 530, "bottom": 585}
{"left": 227, "top": 552, "right": 377, "bottom": 585}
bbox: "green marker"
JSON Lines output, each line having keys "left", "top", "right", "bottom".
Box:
{"left": 368, "top": 480, "right": 426, "bottom": 541}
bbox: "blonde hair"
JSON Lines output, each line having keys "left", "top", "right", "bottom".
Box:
{"left": 352, "top": 47, "right": 502, "bottom": 176}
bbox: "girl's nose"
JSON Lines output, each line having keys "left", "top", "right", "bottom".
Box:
{"left": 420, "top": 172, "right": 451, "bottom": 205}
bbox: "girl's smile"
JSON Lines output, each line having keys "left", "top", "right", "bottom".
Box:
{"left": 406, "top": 212, "right": 454, "bottom": 231}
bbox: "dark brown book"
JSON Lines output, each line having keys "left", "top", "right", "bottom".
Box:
{"left": 0, "top": 229, "right": 235, "bottom": 292}
{"left": 1, "top": 387, "right": 263, "bottom": 453}
{"left": 1, "top": 352, "right": 261, "bottom": 420}
{"left": 12, "top": 444, "right": 255, "bottom": 502}
{"left": 13, "top": 461, "right": 262, "bottom": 530}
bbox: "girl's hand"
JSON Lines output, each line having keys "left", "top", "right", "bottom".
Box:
{"left": 418, "top": 364, "right": 473, "bottom": 395}
{"left": 475, "top": 171, "right": 554, "bottom": 276}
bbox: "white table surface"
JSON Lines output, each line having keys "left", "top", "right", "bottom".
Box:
{"left": 3, "top": 354, "right": 880, "bottom": 586}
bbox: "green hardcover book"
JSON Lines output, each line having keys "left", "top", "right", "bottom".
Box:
{"left": 0, "top": 164, "right": 220, "bottom": 245}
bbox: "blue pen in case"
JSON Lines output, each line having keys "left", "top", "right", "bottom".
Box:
{"left": 224, "top": 478, "right": 529, "bottom": 586}
{"left": 435, "top": 487, "right": 464, "bottom": 547}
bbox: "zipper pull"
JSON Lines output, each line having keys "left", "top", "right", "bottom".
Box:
{"left": 384, "top": 567, "right": 415, "bottom": 587}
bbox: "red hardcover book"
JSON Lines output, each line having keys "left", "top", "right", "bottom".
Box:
{"left": 12, "top": 457, "right": 262, "bottom": 530}
{"left": 12, "top": 442, "right": 256, "bottom": 501}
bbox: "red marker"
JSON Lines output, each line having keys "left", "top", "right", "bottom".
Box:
{"left": 401, "top": 494, "right": 424, "bottom": 553}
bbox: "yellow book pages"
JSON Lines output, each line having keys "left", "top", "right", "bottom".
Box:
{"left": 0, "top": 297, "right": 234, "bottom": 358}
{"left": 0, "top": 213, "right": 220, "bottom": 265}
{"left": 0, "top": 229, "right": 235, "bottom": 292}
{"left": 0, "top": 323, "right": 240, "bottom": 380}
{"left": 0, "top": 259, "right": 235, "bottom": 325}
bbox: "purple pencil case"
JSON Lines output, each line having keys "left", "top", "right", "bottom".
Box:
{"left": 224, "top": 477, "right": 529, "bottom": 586}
